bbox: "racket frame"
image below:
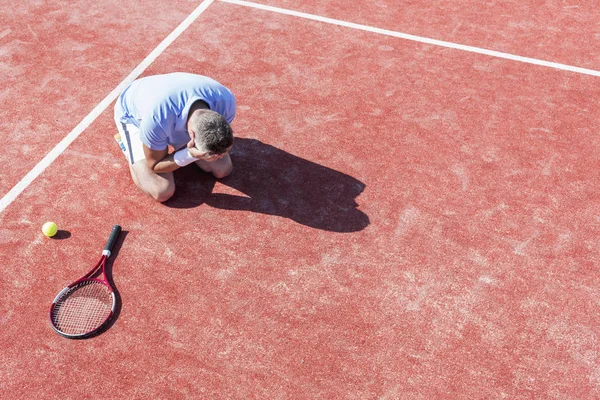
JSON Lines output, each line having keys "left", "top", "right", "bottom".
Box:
{"left": 49, "top": 225, "right": 121, "bottom": 339}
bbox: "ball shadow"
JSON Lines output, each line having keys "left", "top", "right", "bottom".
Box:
{"left": 51, "top": 230, "right": 71, "bottom": 240}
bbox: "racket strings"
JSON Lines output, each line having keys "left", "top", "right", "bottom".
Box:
{"left": 51, "top": 281, "right": 113, "bottom": 335}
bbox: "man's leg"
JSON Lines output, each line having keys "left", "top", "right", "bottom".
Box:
{"left": 129, "top": 161, "right": 175, "bottom": 202}
{"left": 115, "top": 116, "right": 176, "bottom": 202}
{"left": 195, "top": 153, "right": 233, "bottom": 179}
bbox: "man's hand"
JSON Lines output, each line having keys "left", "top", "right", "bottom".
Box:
{"left": 188, "top": 131, "right": 230, "bottom": 162}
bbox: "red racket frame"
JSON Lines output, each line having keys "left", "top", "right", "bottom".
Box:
{"left": 49, "top": 225, "right": 121, "bottom": 338}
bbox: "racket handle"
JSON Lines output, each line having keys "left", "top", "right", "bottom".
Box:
{"left": 103, "top": 225, "right": 122, "bottom": 257}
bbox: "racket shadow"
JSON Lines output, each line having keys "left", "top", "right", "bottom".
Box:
{"left": 76, "top": 229, "right": 129, "bottom": 339}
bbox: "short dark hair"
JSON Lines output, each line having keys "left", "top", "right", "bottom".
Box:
{"left": 191, "top": 110, "right": 234, "bottom": 154}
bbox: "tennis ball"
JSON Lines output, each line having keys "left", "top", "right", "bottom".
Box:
{"left": 42, "top": 222, "right": 58, "bottom": 237}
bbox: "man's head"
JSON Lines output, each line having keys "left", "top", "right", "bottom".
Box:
{"left": 188, "top": 109, "right": 234, "bottom": 156}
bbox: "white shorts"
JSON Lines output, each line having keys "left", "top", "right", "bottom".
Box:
{"left": 114, "top": 113, "right": 146, "bottom": 165}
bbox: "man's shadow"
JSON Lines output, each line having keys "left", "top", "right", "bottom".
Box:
{"left": 166, "top": 138, "right": 369, "bottom": 233}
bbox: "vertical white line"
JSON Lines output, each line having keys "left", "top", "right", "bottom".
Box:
{"left": 0, "top": 0, "right": 215, "bottom": 214}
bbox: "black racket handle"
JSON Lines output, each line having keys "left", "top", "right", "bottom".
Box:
{"left": 104, "top": 225, "right": 122, "bottom": 254}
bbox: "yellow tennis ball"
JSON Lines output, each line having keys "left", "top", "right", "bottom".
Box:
{"left": 42, "top": 222, "right": 58, "bottom": 237}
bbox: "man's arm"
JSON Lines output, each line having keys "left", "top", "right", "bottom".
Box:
{"left": 143, "top": 140, "right": 220, "bottom": 173}
{"left": 143, "top": 146, "right": 180, "bottom": 173}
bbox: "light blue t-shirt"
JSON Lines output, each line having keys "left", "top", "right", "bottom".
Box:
{"left": 115, "top": 72, "right": 236, "bottom": 150}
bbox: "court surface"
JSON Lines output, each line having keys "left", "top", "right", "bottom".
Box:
{"left": 1, "top": 0, "right": 600, "bottom": 398}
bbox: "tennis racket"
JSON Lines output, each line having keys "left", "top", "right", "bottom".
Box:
{"left": 49, "top": 225, "right": 122, "bottom": 338}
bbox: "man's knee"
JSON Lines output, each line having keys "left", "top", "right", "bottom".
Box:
{"left": 149, "top": 183, "right": 175, "bottom": 202}
{"left": 130, "top": 162, "right": 175, "bottom": 202}
{"left": 212, "top": 163, "right": 233, "bottom": 179}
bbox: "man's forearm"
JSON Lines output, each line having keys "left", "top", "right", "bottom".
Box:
{"left": 151, "top": 154, "right": 182, "bottom": 173}
{"left": 151, "top": 148, "right": 202, "bottom": 173}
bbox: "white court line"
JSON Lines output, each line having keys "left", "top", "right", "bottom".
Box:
{"left": 220, "top": 0, "right": 600, "bottom": 77}
{"left": 2, "top": 0, "right": 598, "bottom": 214}
{"left": 0, "top": 0, "right": 215, "bottom": 214}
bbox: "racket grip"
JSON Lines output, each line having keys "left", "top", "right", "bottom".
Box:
{"left": 104, "top": 225, "right": 122, "bottom": 255}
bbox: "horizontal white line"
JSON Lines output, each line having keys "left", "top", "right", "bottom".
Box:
{"left": 219, "top": 0, "right": 600, "bottom": 77}
{"left": 0, "top": 0, "right": 215, "bottom": 214}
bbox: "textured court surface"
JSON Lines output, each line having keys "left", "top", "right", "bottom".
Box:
{"left": 1, "top": 1, "right": 600, "bottom": 398}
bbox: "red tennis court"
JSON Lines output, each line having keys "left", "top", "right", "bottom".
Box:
{"left": 1, "top": 0, "right": 599, "bottom": 398}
